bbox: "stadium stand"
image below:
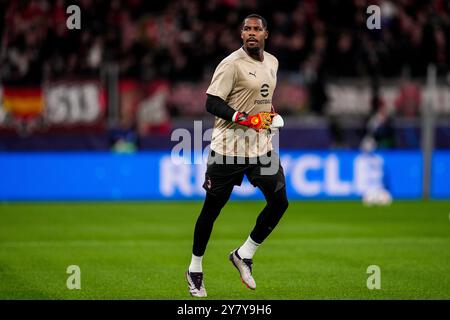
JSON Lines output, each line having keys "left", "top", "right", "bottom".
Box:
{"left": 1, "top": 0, "right": 449, "bottom": 150}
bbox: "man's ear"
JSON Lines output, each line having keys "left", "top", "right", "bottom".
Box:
{"left": 265, "top": 31, "right": 268, "bottom": 39}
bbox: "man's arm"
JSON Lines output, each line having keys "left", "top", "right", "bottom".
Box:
{"left": 205, "top": 94, "right": 237, "bottom": 121}
{"left": 205, "top": 94, "right": 275, "bottom": 131}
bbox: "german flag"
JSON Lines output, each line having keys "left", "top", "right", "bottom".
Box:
{"left": 2, "top": 87, "right": 44, "bottom": 118}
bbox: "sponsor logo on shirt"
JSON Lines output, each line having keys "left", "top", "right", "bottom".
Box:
{"left": 260, "top": 84, "right": 269, "bottom": 97}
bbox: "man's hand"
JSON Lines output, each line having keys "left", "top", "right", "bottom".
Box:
{"left": 233, "top": 112, "right": 277, "bottom": 131}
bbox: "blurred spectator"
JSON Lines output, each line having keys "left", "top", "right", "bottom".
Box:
{"left": 395, "top": 82, "right": 422, "bottom": 118}
{"left": 1, "top": 0, "right": 449, "bottom": 85}
{"left": 0, "top": 0, "right": 449, "bottom": 130}
{"left": 361, "top": 95, "right": 395, "bottom": 151}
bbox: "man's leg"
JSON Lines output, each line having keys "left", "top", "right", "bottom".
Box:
{"left": 191, "top": 152, "right": 244, "bottom": 261}
{"left": 248, "top": 185, "right": 289, "bottom": 245}
{"left": 187, "top": 153, "right": 241, "bottom": 297}
{"left": 230, "top": 161, "right": 289, "bottom": 289}
{"left": 191, "top": 189, "right": 233, "bottom": 261}
{"left": 239, "top": 160, "right": 288, "bottom": 258}
{"left": 187, "top": 190, "right": 232, "bottom": 298}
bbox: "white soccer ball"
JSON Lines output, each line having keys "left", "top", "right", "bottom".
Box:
{"left": 362, "top": 188, "right": 393, "bottom": 206}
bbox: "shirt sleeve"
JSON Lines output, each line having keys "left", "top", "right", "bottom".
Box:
{"left": 206, "top": 61, "right": 235, "bottom": 101}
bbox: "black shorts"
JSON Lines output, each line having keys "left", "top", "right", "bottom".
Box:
{"left": 202, "top": 150, "right": 286, "bottom": 198}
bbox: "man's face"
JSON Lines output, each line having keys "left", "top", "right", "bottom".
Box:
{"left": 241, "top": 18, "right": 268, "bottom": 53}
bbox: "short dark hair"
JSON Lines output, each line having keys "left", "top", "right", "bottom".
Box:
{"left": 241, "top": 14, "right": 268, "bottom": 30}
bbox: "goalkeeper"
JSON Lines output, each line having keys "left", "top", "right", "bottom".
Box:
{"left": 186, "top": 14, "right": 289, "bottom": 297}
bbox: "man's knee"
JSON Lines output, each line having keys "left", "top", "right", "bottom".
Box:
{"left": 275, "top": 197, "right": 289, "bottom": 215}
{"left": 269, "top": 187, "right": 289, "bottom": 214}
{"left": 279, "top": 197, "right": 289, "bottom": 213}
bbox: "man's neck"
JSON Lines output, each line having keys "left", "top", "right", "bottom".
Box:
{"left": 243, "top": 46, "right": 264, "bottom": 62}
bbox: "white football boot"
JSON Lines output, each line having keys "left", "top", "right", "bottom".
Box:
{"left": 229, "top": 248, "right": 256, "bottom": 290}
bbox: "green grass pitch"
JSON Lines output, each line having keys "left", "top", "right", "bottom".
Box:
{"left": 0, "top": 200, "right": 449, "bottom": 299}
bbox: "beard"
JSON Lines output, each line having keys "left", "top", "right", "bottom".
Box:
{"left": 246, "top": 45, "right": 260, "bottom": 55}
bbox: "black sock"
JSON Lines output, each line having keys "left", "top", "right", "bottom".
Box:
{"left": 192, "top": 192, "right": 230, "bottom": 256}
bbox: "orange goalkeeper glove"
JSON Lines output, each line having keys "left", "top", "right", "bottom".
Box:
{"left": 232, "top": 111, "right": 277, "bottom": 131}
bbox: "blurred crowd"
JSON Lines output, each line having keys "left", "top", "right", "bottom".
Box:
{"left": 1, "top": 0, "right": 450, "bottom": 150}
{"left": 1, "top": 0, "right": 450, "bottom": 86}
